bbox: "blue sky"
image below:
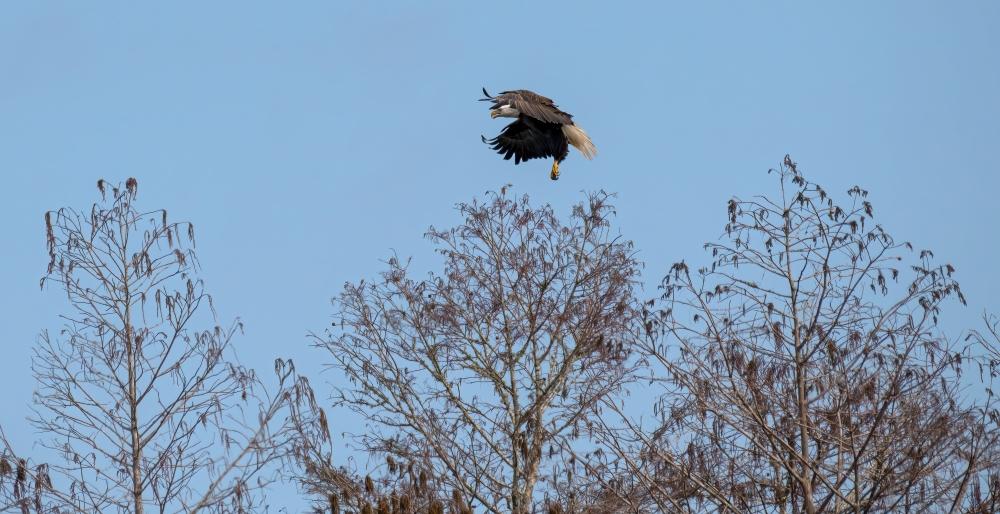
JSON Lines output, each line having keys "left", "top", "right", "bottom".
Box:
{"left": 1, "top": 1, "right": 998, "bottom": 510}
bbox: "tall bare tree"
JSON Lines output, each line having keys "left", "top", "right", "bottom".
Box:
{"left": 590, "top": 157, "right": 1000, "bottom": 513}
{"left": 310, "top": 188, "right": 641, "bottom": 514}
{"left": 0, "top": 179, "right": 324, "bottom": 514}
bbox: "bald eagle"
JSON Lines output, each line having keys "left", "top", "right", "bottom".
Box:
{"left": 480, "top": 88, "right": 596, "bottom": 180}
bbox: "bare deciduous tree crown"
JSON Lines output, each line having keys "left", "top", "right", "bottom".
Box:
{"left": 1, "top": 179, "right": 322, "bottom": 514}
{"left": 309, "top": 188, "right": 642, "bottom": 514}
{"left": 587, "top": 156, "right": 999, "bottom": 513}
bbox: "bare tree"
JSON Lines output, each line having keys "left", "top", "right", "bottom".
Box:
{"left": 966, "top": 313, "right": 1000, "bottom": 511}
{"left": 0, "top": 179, "right": 323, "bottom": 514}
{"left": 591, "top": 157, "right": 1000, "bottom": 513}
{"left": 310, "top": 188, "right": 641, "bottom": 514}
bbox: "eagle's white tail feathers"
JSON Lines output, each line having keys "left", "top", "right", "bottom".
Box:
{"left": 562, "top": 124, "right": 597, "bottom": 160}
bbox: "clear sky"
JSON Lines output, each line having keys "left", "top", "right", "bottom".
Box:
{"left": 1, "top": 1, "right": 998, "bottom": 511}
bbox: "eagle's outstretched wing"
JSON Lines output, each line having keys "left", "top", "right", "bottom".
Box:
{"left": 482, "top": 116, "right": 569, "bottom": 165}
{"left": 482, "top": 88, "right": 574, "bottom": 125}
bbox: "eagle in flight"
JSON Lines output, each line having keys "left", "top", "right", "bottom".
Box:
{"left": 480, "top": 88, "right": 596, "bottom": 180}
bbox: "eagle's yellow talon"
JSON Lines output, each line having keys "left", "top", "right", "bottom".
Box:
{"left": 550, "top": 161, "right": 560, "bottom": 181}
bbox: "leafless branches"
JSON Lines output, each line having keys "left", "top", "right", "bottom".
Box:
{"left": 589, "top": 156, "right": 1000, "bottom": 513}
{"left": 0, "top": 179, "right": 323, "bottom": 514}
{"left": 310, "top": 188, "right": 642, "bottom": 514}
{"left": 5, "top": 160, "right": 998, "bottom": 514}
{"left": 588, "top": 158, "right": 998, "bottom": 514}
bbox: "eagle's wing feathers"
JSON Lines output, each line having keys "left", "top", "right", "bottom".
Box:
{"left": 484, "top": 117, "right": 568, "bottom": 165}
{"left": 496, "top": 90, "right": 574, "bottom": 125}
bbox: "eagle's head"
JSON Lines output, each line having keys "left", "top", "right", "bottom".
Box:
{"left": 490, "top": 105, "right": 520, "bottom": 119}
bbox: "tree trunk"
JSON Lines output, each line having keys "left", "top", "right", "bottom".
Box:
{"left": 124, "top": 277, "right": 144, "bottom": 514}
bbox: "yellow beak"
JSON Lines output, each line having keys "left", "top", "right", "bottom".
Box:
{"left": 490, "top": 110, "right": 499, "bottom": 119}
